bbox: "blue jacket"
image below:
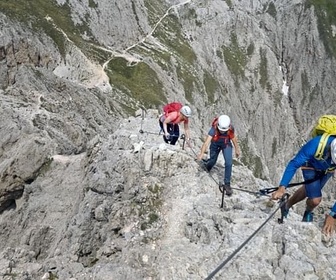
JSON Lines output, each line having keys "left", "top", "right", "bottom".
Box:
{"left": 279, "top": 135, "right": 336, "bottom": 188}
{"left": 279, "top": 135, "right": 336, "bottom": 212}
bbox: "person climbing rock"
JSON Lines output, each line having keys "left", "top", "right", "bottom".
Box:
{"left": 272, "top": 136, "right": 336, "bottom": 236}
{"left": 197, "top": 114, "right": 240, "bottom": 196}
{"left": 159, "top": 103, "right": 192, "bottom": 146}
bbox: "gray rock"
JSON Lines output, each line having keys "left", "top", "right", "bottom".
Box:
{"left": 0, "top": 0, "right": 336, "bottom": 279}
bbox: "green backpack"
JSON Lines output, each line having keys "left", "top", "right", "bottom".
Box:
{"left": 312, "top": 115, "right": 336, "bottom": 160}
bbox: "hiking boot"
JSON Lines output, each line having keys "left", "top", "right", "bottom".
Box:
{"left": 302, "top": 210, "right": 314, "bottom": 222}
{"left": 200, "top": 159, "right": 209, "bottom": 172}
{"left": 201, "top": 158, "right": 209, "bottom": 165}
{"left": 224, "top": 184, "right": 233, "bottom": 196}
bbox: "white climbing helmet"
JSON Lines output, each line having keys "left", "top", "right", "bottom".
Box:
{"left": 217, "top": 115, "right": 231, "bottom": 132}
{"left": 331, "top": 138, "right": 336, "bottom": 163}
{"left": 180, "top": 106, "right": 192, "bottom": 118}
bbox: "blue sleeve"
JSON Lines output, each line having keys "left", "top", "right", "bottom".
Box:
{"left": 279, "top": 138, "right": 318, "bottom": 187}
{"left": 332, "top": 203, "right": 336, "bottom": 212}
{"left": 208, "top": 127, "right": 216, "bottom": 137}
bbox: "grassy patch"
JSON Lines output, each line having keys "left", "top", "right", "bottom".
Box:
{"left": 264, "top": 2, "right": 277, "bottom": 19}
{"left": 138, "top": 184, "right": 163, "bottom": 231}
{"left": 176, "top": 63, "right": 197, "bottom": 103}
{"left": 143, "top": 0, "right": 168, "bottom": 27}
{"left": 247, "top": 42, "right": 255, "bottom": 56}
{"left": 88, "top": 0, "right": 98, "bottom": 9}
{"left": 239, "top": 137, "right": 266, "bottom": 179}
{"left": 306, "top": 0, "right": 336, "bottom": 57}
{"left": 106, "top": 57, "right": 167, "bottom": 109}
{"left": 152, "top": 13, "right": 197, "bottom": 65}
{"left": 301, "top": 70, "right": 311, "bottom": 105}
{"left": 273, "top": 90, "right": 283, "bottom": 108}
{"left": 0, "top": 0, "right": 99, "bottom": 60}
{"left": 218, "top": 32, "right": 247, "bottom": 86}
{"left": 203, "top": 70, "right": 220, "bottom": 104}
{"left": 301, "top": 70, "right": 320, "bottom": 105}
{"left": 143, "top": 0, "right": 198, "bottom": 102}
{"left": 225, "top": 0, "right": 233, "bottom": 9}
{"left": 259, "top": 48, "right": 271, "bottom": 91}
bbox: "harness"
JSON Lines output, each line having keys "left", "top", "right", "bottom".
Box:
{"left": 212, "top": 128, "right": 234, "bottom": 144}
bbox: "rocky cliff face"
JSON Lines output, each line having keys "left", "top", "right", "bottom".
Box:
{"left": 0, "top": 0, "right": 336, "bottom": 279}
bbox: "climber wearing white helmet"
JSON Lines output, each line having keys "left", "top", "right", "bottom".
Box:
{"left": 197, "top": 114, "right": 240, "bottom": 196}
{"left": 159, "top": 103, "right": 192, "bottom": 146}
{"left": 271, "top": 135, "right": 336, "bottom": 236}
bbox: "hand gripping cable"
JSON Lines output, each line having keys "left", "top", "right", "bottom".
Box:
{"left": 277, "top": 193, "right": 290, "bottom": 224}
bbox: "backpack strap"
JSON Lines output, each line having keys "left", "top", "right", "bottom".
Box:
{"left": 314, "top": 133, "right": 330, "bottom": 160}
{"left": 166, "top": 111, "right": 180, "bottom": 124}
{"left": 211, "top": 117, "right": 219, "bottom": 128}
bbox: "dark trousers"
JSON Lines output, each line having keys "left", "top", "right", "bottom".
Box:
{"left": 206, "top": 141, "right": 233, "bottom": 185}
{"left": 159, "top": 120, "right": 179, "bottom": 145}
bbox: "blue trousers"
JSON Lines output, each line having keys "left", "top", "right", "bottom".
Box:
{"left": 302, "top": 169, "right": 332, "bottom": 198}
{"left": 206, "top": 141, "right": 233, "bottom": 185}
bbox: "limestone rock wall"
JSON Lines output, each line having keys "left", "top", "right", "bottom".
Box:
{"left": 1, "top": 0, "right": 336, "bottom": 279}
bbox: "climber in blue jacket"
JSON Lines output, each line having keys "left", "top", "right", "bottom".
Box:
{"left": 272, "top": 135, "right": 336, "bottom": 236}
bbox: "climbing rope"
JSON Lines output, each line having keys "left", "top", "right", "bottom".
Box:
{"left": 204, "top": 193, "right": 289, "bottom": 280}
{"left": 230, "top": 186, "right": 271, "bottom": 197}
{"left": 139, "top": 129, "right": 162, "bottom": 136}
{"left": 258, "top": 171, "right": 325, "bottom": 195}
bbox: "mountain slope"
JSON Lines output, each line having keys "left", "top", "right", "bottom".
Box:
{"left": 1, "top": 0, "right": 336, "bottom": 279}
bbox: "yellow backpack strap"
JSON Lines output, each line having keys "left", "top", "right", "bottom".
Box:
{"left": 326, "top": 167, "right": 336, "bottom": 172}
{"left": 314, "top": 133, "right": 330, "bottom": 160}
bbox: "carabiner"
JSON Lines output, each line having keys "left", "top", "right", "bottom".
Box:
{"left": 259, "top": 187, "right": 279, "bottom": 195}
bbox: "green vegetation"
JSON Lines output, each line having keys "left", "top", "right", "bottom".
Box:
{"left": 3, "top": 272, "right": 18, "bottom": 279}
{"left": 187, "top": 8, "right": 198, "bottom": 20}
{"left": 259, "top": 48, "right": 269, "bottom": 90}
{"left": 247, "top": 42, "right": 255, "bottom": 56}
{"left": 264, "top": 2, "right": 277, "bottom": 19}
{"left": 272, "top": 90, "right": 283, "bottom": 108}
{"left": 225, "top": 0, "right": 233, "bottom": 9}
{"left": 0, "top": 0, "right": 95, "bottom": 59}
{"left": 143, "top": 1, "right": 198, "bottom": 103}
{"left": 252, "top": 155, "right": 264, "bottom": 179}
{"left": 49, "top": 272, "right": 59, "bottom": 280}
{"left": 176, "top": 63, "right": 197, "bottom": 102}
{"left": 203, "top": 70, "right": 220, "bottom": 104}
{"left": 38, "top": 157, "right": 54, "bottom": 177}
{"left": 217, "top": 32, "right": 247, "bottom": 86}
{"left": 301, "top": 70, "right": 310, "bottom": 104}
{"left": 134, "top": 47, "right": 173, "bottom": 75}
{"left": 152, "top": 14, "right": 197, "bottom": 65}
{"left": 186, "top": 8, "right": 202, "bottom": 27}
{"left": 306, "top": 0, "right": 336, "bottom": 57}
{"left": 143, "top": 0, "right": 167, "bottom": 27}
{"left": 139, "top": 184, "right": 163, "bottom": 231}
{"left": 131, "top": 1, "right": 141, "bottom": 33}
{"left": 301, "top": 70, "right": 320, "bottom": 105}
{"left": 239, "top": 137, "right": 266, "bottom": 179}
{"left": 148, "top": 184, "right": 161, "bottom": 194}
{"left": 106, "top": 58, "right": 167, "bottom": 108}
{"left": 2, "top": 0, "right": 201, "bottom": 111}
{"left": 148, "top": 213, "right": 159, "bottom": 224}
{"left": 88, "top": 0, "right": 98, "bottom": 9}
